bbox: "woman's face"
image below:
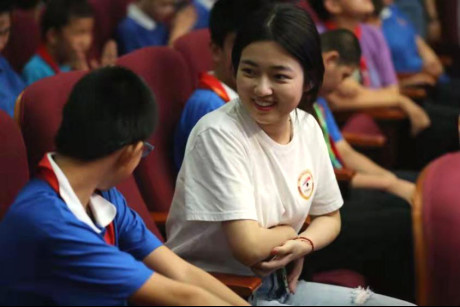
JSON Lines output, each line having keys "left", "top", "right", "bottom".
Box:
{"left": 236, "top": 41, "right": 306, "bottom": 130}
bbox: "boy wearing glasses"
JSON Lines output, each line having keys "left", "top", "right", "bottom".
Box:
{"left": 0, "top": 67, "right": 248, "bottom": 306}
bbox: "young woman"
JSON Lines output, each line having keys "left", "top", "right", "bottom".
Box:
{"left": 166, "top": 3, "right": 413, "bottom": 305}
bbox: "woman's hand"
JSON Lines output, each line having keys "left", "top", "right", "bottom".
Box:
{"left": 250, "top": 239, "right": 312, "bottom": 278}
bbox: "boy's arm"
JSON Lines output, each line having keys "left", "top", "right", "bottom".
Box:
{"left": 335, "top": 140, "right": 415, "bottom": 203}
{"left": 130, "top": 271, "right": 232, "bottom": 306}
{"left": 168, "top": 4, "right": 197, "bottom": 46}
{"left": 336, "top": 139, "right": 394, "bottom": 177}
{"left": 416, "top": 36, "right": 444, "bottom": 78}
{"left": 140, "top": 246, "right": 250, "bottom": 306}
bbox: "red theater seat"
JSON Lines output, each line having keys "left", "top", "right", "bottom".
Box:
{"left": 174, "top": 29, "right": 213, "bottom": 87}
{"left": 0, "top": 111, "right": 29, "bottom": 219}
{"left": 117, "top": 47, "right": 194, "bottom": 212}
{"left": 3, "top": 9, "right": 41, "bottom": 73}
{"left": 413, "top": 152, "right": 460, "bottom": 306}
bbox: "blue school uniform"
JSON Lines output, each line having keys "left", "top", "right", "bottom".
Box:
{"left": 22, "top": 50, "right": 72, "bottom": 86}
{"left": 381, "top": 5, "right": 424, "bottom": 73}
{"left": 173, "top": 73, "right": 237, "bottom": 171}
{"left": 0, "top": 154, "right": 162, "bottom": 306}
{"left": 117, "top": 3, "right": 169, "bottom": 55}
{"left": 192, "top": 0, "right": 213, "bottom": 29}
{"left": 0, "top": 55, "right": 25, "bottom": 117}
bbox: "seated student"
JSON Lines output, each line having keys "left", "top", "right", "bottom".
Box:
{"left": 117, "top": 0, "right": 175, "bottom": 55}
{"left": 174, "top": 0, "right": 268, "bottom": 170}
{"left": 310, "top": 0, "right": 460, "bottom": 168}
{"left": 22, "top": 0, "right": 117, "bottom": 86}
{"left": 0, "top": 66, "right": 248, "bottom": 306}
{"left": 309, "top": 29, "right": 415, "bottom": 301}
{"left": 168, "top": 0, "right": 216, "bottom": 45}
{"left": 394, "top": 0, "right": 441, "bottom": 42}
{"left": 0, "top": 0, "right": 25, "bottom": 117}
{"left": 166, "top": 3, "right": 413, "bottom": 305}
{"left": 374, "top": 0, "right": 460, "bottom": 109}
{"left": 309, "top": 0, "right": 431, "bottom": 137}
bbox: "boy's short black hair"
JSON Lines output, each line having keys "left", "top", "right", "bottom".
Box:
{"left": 41, "top": 0, "right": 93, "bottom": 39}
{"left": 210, "top": 0, "right": 274, "bottom": 47}
{"left": 55, "top": 67, "right": 158, "bottom": 161}
{"left": 309, "top": 0, "right": 331, "bottom": 21}
{"left": 14, "top": 0, "right": 42, "bottom": 11}
{"left": 320, "top": 29, "right": 361, "bottom": 66}
{"left": 0, "top": 0, "right": 14, "bottom": 14}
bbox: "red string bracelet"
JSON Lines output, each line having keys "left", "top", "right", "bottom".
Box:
{"left": 295, "top": 236, "right": 315, "bottom": 252}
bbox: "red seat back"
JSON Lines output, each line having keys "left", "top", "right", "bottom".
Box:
{"left": 16, "top": 71, "right": 163, "bottom": 239}
{"left": 88, "top": 0, "right": 134, "bottom": 58}
{"left": 414, "top": 152, "right": 460, "bottom": 305}
{"left": 117, "top": 47, "right": 194, "bottom": 212}
{"left": 174, "top": 29, "right": 213, "bottom": 87}
{"left": 0, "top": 111, "right": 29, "bottom": 219}
{"left": 3, "top": 9, "right": 41, "bottom": 73}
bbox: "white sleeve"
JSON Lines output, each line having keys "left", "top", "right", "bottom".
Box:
{"left": 309, "top": 119, "right": 344, "bottom": 216}
{"left": 179, "top": 128, "right": 258, "bottom": 222}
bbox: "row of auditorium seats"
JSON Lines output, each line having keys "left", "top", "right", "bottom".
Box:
{"left": 2, "top": 38, "right": 458, "bottom": 303}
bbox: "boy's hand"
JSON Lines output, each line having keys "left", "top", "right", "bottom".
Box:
{"left": 399, "top": 96, "right": 431, "bottom": 136}
{"left": 100, "top": 40, "right": 118, "bottom": 67}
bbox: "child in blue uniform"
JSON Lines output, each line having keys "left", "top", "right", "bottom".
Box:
{"left": 0, "top": 66, "right": 248, "bottom": 306}
{"left": 117, "top": 0, "right": 175, "bottom": 54}
{"left": 0, "top": 0, "right": 25, "bottom": 117}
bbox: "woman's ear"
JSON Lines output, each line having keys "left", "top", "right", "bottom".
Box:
{"left": 303, "top": 80, "right": 314, "bottom": 93}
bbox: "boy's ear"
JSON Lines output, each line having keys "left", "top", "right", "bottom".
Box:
{"left": 210, "top": 42, "right": 223, "bottom": 63}
{"left": 46, "top": 28, "right": 59, "bottom": 46}
{"left": 324, "top": 0, "right": 342, "bottom": 16}
{"left": 323, "top": 50, "right": 340, "bottom": 67}
{"left": 116, "top": 142, "right": 143, "bottom": 168}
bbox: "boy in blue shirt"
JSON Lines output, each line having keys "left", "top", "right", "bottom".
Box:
{"left": 117, "top": 0, "right": 175, "bottom": 54}
{"left": 0, "top": 66, "right": 248, "bottom": 306}
{"left": 173, "top": 0, "right": 268, "bottom": 170}
{"left": 0, "top": 0, "right": 25, "bottom": 117}
{"left": 309, "top": 29, "right": 416, "bottom": 301}
{"left": 168, "top": 0, "right": 215, "bottom": 45}
{"left": 22, "top": 0, "right": 117, "bottom": 86}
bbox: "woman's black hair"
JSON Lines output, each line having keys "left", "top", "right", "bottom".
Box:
{"left": 232, "top": 2, "right": 324, "bottom": 112}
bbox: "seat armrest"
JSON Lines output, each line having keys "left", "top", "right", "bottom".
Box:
{"left": 342, "top": 132, "right": 386, "bottom": 148}
{"left": 333, "top": 108, "right": 407, "bottom": 124}
{"left": 211, "top": 272, "right": 262, "bottom": 299}
{"left": 335, "top": 168, "right": 356, "bottom": 182}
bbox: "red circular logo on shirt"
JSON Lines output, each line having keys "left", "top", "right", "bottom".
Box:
{"left": 298, "top": 170, "right": 315, "bottom": 200}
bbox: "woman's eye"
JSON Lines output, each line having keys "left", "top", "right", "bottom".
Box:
{"left": 241, "top": 68, "right": 255, "bottom": 76}
{"left": 275, "top": 74, "right": 290, "bottom": 81}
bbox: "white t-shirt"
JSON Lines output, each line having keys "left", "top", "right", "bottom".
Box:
{"left": 166, "top": 99, "right": 343, "bottom": 276}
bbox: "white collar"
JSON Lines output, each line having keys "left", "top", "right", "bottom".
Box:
{"left": 46, "top": 153, "right": 117, "bottom": 233}
{"left": 196, "top": 0, "right": 215, "bottom": 10}
{"left": 381, "top": 7, "right": 392, "bottom": 20}
{"left": 128, "top": 3, "right": 157, "bottom": 31}
{"left": 222, "top": 82, "right": 239, "bottom": 101}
